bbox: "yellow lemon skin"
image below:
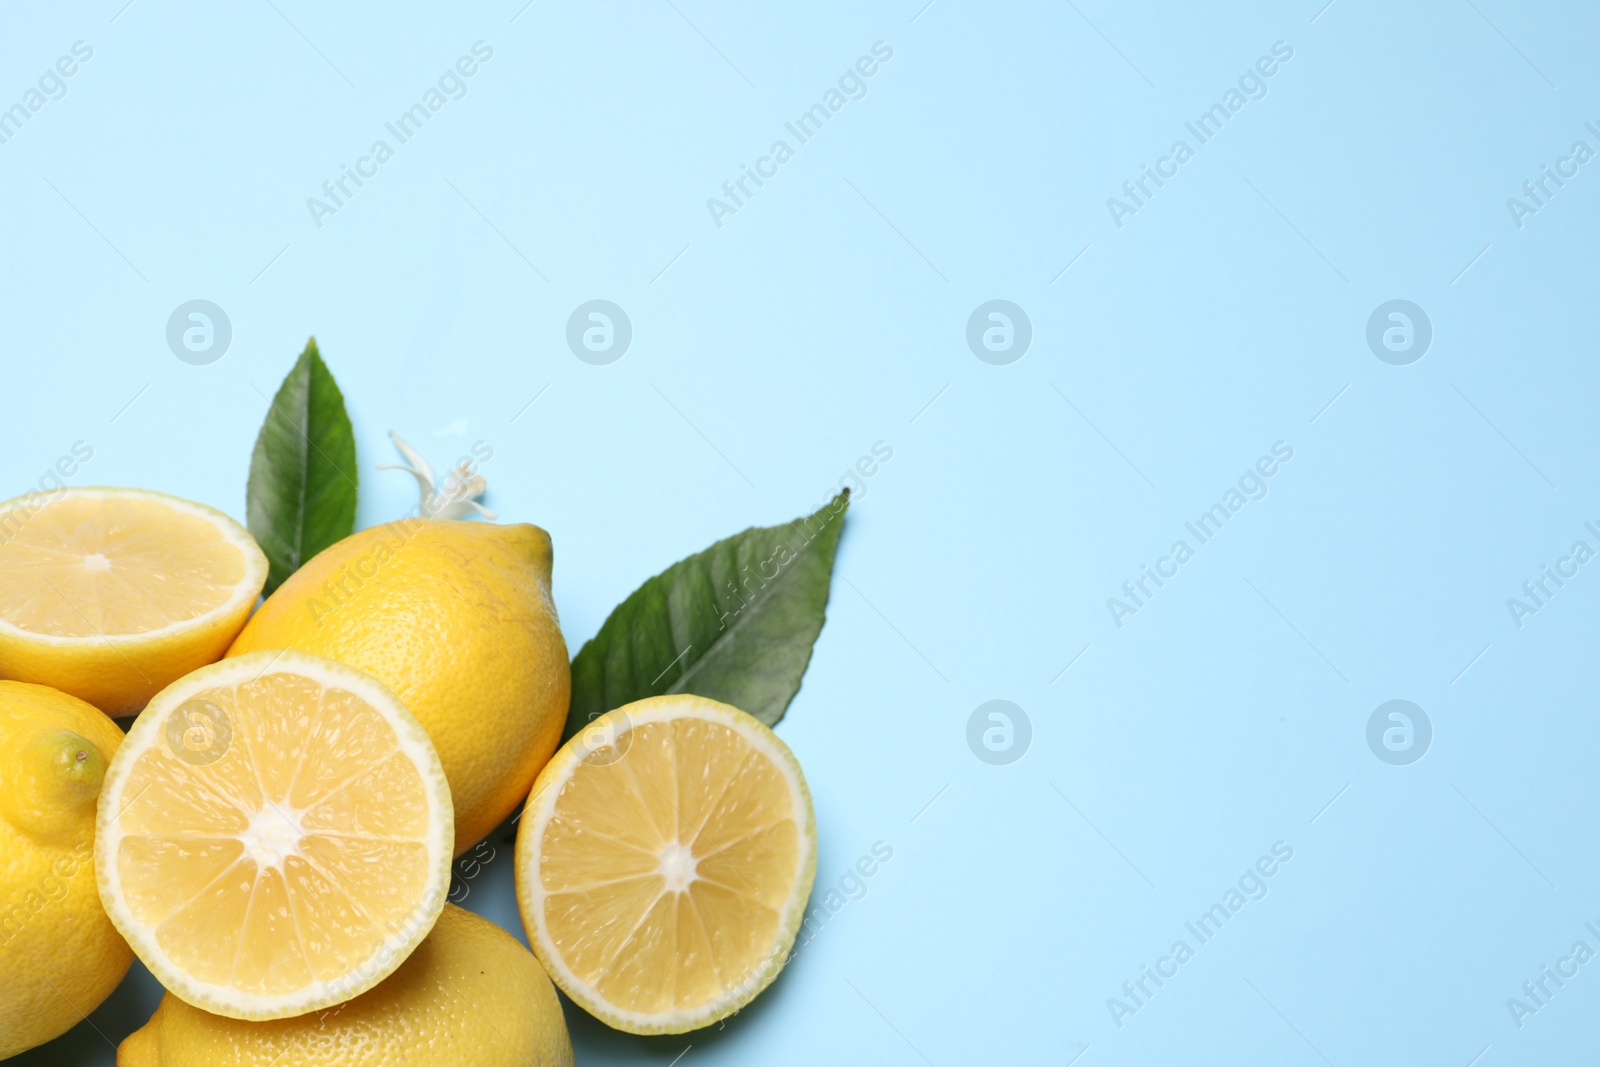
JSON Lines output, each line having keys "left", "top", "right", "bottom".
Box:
{"left": 0, "top": 681, "right": 133, "bottom": 1060}
{"left": 116, "top": 904, "right": 573, "bottom": 1067}
{"left": 227, "top": 519, "right": 571, "bottom": 855}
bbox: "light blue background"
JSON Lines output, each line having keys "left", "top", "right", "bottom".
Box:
{"left": 4, "top": 1, "right": 1598, "bottom": 1063}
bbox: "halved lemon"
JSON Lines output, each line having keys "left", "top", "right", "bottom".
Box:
{"left": 515, "top": 694, "right": 816, "bottom": 1034}
{"left": 0, "top": 487, "right": 268, "bottom": 714}
{"left": 95, "top": 650, "right": 453, "bottom": 1021}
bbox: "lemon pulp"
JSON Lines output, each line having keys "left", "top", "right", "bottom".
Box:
{"left": 97, "top": 651, "right": 452, "bottom": 1020}
{"left": 0, "top": 492, "right": 251, "bottom": 637}
{"left": 0, "top": 488, "right": 267, "bottom": 713}
{"left": 519, "top": 695, "right": 815, "bottom": 1034}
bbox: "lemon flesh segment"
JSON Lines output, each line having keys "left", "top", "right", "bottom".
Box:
{"left": 96, "top": 651, "right": 453, "bottom": 1021}
{"left": 0, "top": 488, "right": 268, "bottom": 714}
{"left": 518, "top": 695, "right": 816, "bottom": 1035}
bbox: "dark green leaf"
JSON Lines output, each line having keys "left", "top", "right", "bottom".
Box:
{"left": 246, "top": 338, "right": 358, "bottom": 594}
{"left": 566, "top": 491, "right": 849, "bottom": 737}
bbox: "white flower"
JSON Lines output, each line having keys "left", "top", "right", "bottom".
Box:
{"left": 378, "top": 431, "right": 496, "bottom": 521}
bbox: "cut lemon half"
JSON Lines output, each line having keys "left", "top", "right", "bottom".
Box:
{"left": 0, "top": 487, "right": 268, "bottom": 714}
{"left": 516, "top": 694, "right": 816, "bottom": 1035}
{"left": 95, "top": 650, "right": 453, "bottom": 1020}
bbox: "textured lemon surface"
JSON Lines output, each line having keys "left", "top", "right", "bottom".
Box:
{"left": 228, "top": 519, "right": 570, "bottom": 855}
{"left": 116, "top": 904, "right": 573, "bottom": 1067}
{"left": 516, "top": 694, "right": 816, "bottom": 1034}
{"left": 0, "top": 681, "right": 133, "bottom": 1059}
{"left": 0, "top": 487, "right": 267, "bottom": 714}
{"left": 96, "top": 651, "right": 452, "bottom": 1021}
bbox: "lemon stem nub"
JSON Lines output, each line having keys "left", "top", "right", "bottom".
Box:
{"left": 33, "top": 729, "right": 107, "bottom": 805}
{"left": 1, "top": 730, "right": 106, "bottom": 838}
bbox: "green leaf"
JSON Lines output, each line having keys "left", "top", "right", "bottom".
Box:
{"left": 566, "top": 491, "right": 849, "bottom": 737}
{"left": 246, "top": 338, "right": 358, "bottom": 595}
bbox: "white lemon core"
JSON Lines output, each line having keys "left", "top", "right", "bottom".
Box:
{"left": 239, "top": 804, "right": 307, "bottom": 871}
{"left": 658, "top": 841, "right": 698, "bottom": 892}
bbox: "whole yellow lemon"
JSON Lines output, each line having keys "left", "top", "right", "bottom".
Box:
{"left": 117, "top": 904, "right": 573, "bottom": 1066}
{"left": 0, "top": 681, "right": 133, "bottom": 1059}
{"left": 228, "top": 519, "right": 570, "bottom": 854}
